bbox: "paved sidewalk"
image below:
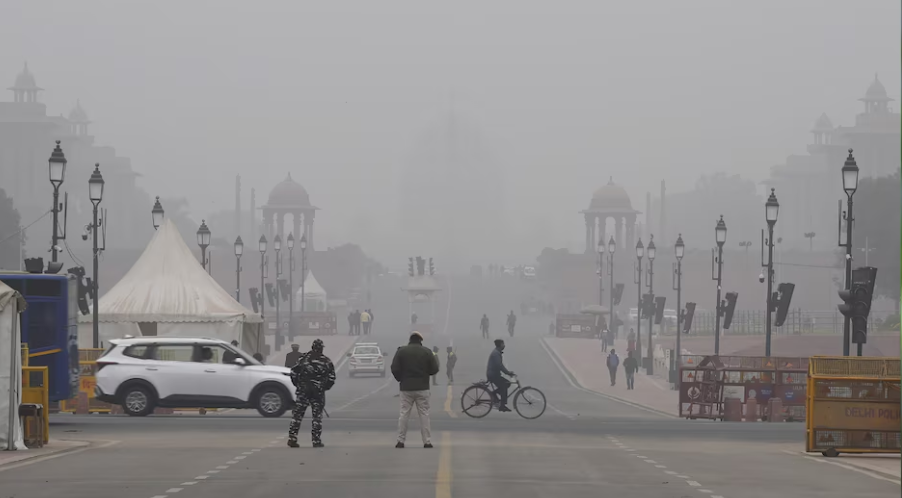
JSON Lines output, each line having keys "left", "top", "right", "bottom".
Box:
{"left": 268, "top": 334, "right": 359, "bottom": 367}
{"left": 0, "top": 439, "right": 90, "bottom": 468}
{"left": 544, "top": 337, "right": 679, "bottom": 416}
{"left": 797, "top": 451, "right": 901, "bottom": 482}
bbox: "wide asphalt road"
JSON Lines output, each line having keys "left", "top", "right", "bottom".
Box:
{"left": 1, "top": 278, "right": 897, "bottom": 497}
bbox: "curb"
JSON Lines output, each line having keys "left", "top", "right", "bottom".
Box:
{"left": 0, "top": 439, "right": 93, "bottom": 471}
{"left": 540, "top": 338, "right": 678, "bottom": 419}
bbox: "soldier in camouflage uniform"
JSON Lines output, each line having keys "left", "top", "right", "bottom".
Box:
{"left": 288, "top": 338, "right": 336, "bottom": 448}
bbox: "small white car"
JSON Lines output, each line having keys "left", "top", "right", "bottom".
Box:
{"left": 346, "top": 343, "right": 387, "bottom": 378}
{"left": 95, "top": 337, "right": 295, "bottom": 417}
{"left": 522, "top": 266, "right": 536, "bottom": 280}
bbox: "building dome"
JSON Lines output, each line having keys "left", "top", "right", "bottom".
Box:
{"left": 267, "top": 173, "right": 310, "bottom": 206}
{"left": 68, "top": 100, "right": 89, "bottom": 123}
{"left": 861, "top": 73, "right": 893, "bottom": 102}
{"left": 812, "top": 112, "right": 833, "bottom": 132}
{"left": 10, "top": 62, "right": 40, "bottom": 90}
{"left": 589, "top": 177, "right": 633, "bottom": 211}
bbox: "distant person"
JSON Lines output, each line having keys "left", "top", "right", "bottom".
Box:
{"left": 480, "top": 314, "right": 490, "bottom": 339}
{"left": 347, "top": 312, "right": 355, "bottom": 335}
{"left": 431, "top": 346, "right": 440, "bottom": 386}
{"left": 367, "top": 309, "right": 375, "bottom": 334}
{"left": 391, "top": 332, "right": 439, "bottom": 448}
{"left": 627, "top": 328, "right": 636, "bottom": 353}
{"left": 223, "top": 340, "right": 240, "bottom": 364}
{"left": 549, "top": 321, "right": 555, "bottom": 336}
{"left": 507, "top": 311, "right": 517, "bottom": 337}
{"left": 446, "top": 346, "right": 457, "bottom": 384}
{"left": 623, "top": 351, "right": 638, "bottom": 390}
{"left": 361, "top": 310, "right": 372, "bottom": 335}
{"left": 600, "top": 329, "right": 609, "bottom": 352}
{"left": 411, "top": 312, "right": 418, "bottom": 325}
{"left": 284, "top": 343, "right": 302, "bottom": 367}
{"left": 606, "top": 349, "right": 620, "bottom": 387}
{"left": 486, "top": 339, "right": 515, "bottom": 412}
{"left": 353, "top": 310, "right": 362, "bottom": 336}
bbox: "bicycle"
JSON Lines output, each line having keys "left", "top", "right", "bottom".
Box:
{"left": 460, "top": 376, "right": 546, "bottom": 419}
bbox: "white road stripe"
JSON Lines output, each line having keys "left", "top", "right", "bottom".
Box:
{"left": 783, "top": 450, "right": 901, "bottom": 485}
{"left": 194, "top": 476, "right": 209, "bottom": 480}
{"left": 235, "top": 455, "right": 247, "bottom": 460}
{"left": 664, "top": 471, "right": 678, "bottom": 475}
{"left": 180, "top": 482, "right": 197, "bottom": 486}
{"left": 217, "top": 465, "right": 230, "bottom": 469}
{"left": 687, "top": 480, "right": 701, "bottom": 486}
{"left": 699, "top": 490, "right": 712, "bottom": 493}
{"left": 644, "top": 459, "right": 656, "bottom": 463}
{"left": 655, "top": 465, "right": 667, "bottom": 468}
{"left": 165, "top": 488, "right": 183, "bottom": 493}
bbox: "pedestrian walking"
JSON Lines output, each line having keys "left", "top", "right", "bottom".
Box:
{"left": 623, "top": 351, "right": 638, "bottom": 390}
{"left": 480, "top": 314, "right": 490, "bottom": 339}
{"left": 627, "top": 328, "right": 636, "bottom": 353}
{"left": 446, "top": 346, "right": 457, "bottom": 384}
{"left": 361, "top": 310, "right": 372, "bottom": 335}
{"left": 600, "top": 328, "right": 609, "bottom": 352}
{"left": 367, "top": 309, "right": 375, "bottom": 334}
{"left": 347, "top": 312, "right": 355, "bottom": 335}
{"left": 284, "top": 343, "right": 302, "bottom": 367}
{"left": 287, "top": 339, "right": 336, "bottom": 448}
{"left": 431, "top": 346, "right": 440, "bottom": 386}
{"left": 353, "top": 310, "right": 361, "bottom": 335}
{"left": 506, "top": 311, "right": 517, "bottom": 337}
{"left": 606, "top": 349, "right": 620, "bottom": 387}
{"left": 391, "top": 332, "right": 439, "bottom": 448}
{"left": 411, "top": 312, "right": 418, "bottom": 324}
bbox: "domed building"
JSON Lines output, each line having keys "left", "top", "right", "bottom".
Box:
{"left": 7, "top": 62, "right": 42, "bottom": 103}
{"left": 67, "top": 100, "right": 91, "bottom": 137}
{"left": 260, "top": 173, "right": 318, "bottom": 249}
{"left": 579, "top": 177, "right": 640, "bottom": 254}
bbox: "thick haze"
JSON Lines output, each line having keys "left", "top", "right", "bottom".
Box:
{"left": 1, "top": 0, "right": 898, "bottom": 265}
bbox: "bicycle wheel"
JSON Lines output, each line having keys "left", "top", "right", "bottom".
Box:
{"left": 513, "top": 386, "right": 546, "bottom": 420}
{"left": 460, "top": 385, "right": 494, "bottom": 418}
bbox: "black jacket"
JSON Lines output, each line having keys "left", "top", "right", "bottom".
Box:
{"left": 391, "top": 342, "right": 439, "bottom": 391}
{"left": 285, "top": 351, "right": 302, "bottom": 368}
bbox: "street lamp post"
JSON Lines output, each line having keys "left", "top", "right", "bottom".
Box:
{"left": 151, "top": 196, "right": 165, "bottom": 230}
{"left": 287, "top": 233, "right": 295, "bottom": 341}
{"left": 274, "top": 234, "right": 282, "bottom": 343}
{"left": 763, "top": 189, "right": 780, "bottom": 357}
{"left": 839, "top": 149, "right": 859, "bottom": 356}
{"left": 634, "top": 238, "right": 644, "bottom": 362}
{"left": 234, "top": 236, "right": 243, "bottom": 303}
{"left": 259, "top": 235, "right": 267, "bottom": 321}
{"left": 48, "top": 141, "right": 67, "bottom": 263}
{"left": 645, "top": 235, "right": 656, "bottom": 375}
{"left": 713, "top": 215, "right": 727, "bottom": 355}
{"left": 88, "top": 164, "right": 104, "bottom": 348}
{"left": 197, "top": 220, "right": 211, "bottom": 271}
{"left": 300, "top": 234, "right": 307, "bottom": 313}
{"left": 673, "top": 234, "right": 685, "bottom": 370}
{"left": 608, "top": 236, "right": 616, "bottom": 339}
{"left": 597, "top": 239, "right": 605, "bottom": 308}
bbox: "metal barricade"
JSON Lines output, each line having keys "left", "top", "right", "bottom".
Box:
{"left": 21, "top": 366, "right": 49, "bottom": 444}
{"left": 59, "top": 348, "right": 112, "bottom": 414}
{"left": 806, "top": 356, "right": 901, "bottom": 456}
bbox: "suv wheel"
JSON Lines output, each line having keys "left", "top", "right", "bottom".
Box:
{"left": 255, "top": 385, "right": 289, "bottom": 418}
{"left": 121, "top": 385, "right": 155, "bottom": 417}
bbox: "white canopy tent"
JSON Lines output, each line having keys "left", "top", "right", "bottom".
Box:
{"left": 0, "top": 280, "right": 25, "bottom": 451}
{"left": 77, "top": 219, "right": 263, "bottom": 353}
{"left": 295, "top": 271, "right": 328, "bottom": 312}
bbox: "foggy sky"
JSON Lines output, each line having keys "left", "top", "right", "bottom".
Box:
{"left": 1, "top": 0, "right": 899, "bottom": 265}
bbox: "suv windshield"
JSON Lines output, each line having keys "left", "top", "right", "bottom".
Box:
{"left": 354, "top": 347, "right": 380, "bottom": 356}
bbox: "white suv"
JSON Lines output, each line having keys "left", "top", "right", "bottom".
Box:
{"left": 346, "top": 343, "right": 387, "bottom": 378}
{"left": 95, "top": 337, "right": 295, "bottom": 417}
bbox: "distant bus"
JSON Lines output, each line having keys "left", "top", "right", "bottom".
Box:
{"left": 0, "top": 272, "right": 77, "bottom": 402}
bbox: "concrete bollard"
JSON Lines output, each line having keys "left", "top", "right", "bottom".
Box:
{"left": 744, "top": 398, "right": 759, "bottom": 422}
{"left": 767, "top": 398, "right": 785, "bottom": 422}
{"left": 723, "top": 398, "right": 743, "bottom": 422}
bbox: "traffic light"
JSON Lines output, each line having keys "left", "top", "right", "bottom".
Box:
{"left": 68, "top": 266, "right": 92, "bottom": 315}
{"left": 264, "top": 283, "right": 276, "bottom": 307}
{"left": 641, "top": 293, "right": 655, "bottom": 318}
{"left": 722, "top": 292, "right": 738, "bottom": 330}
{"left": 248, "top": 288, "right": 259, "bottom": 313}
{"left": 838, "top": 267, "right": 877, "bottom": 345}
{"left": 429, "top": 258, "right": 435, "bottom": 276}
{"left": 682, "top": 302, "right": 696, "bottom": 333}
{"left": 278, "top": 279, "right": 290, "bottom": 302}
{"left": 612, "top": 283, "right": 625, "bottom": 305}
{"left": 654, "top": 296, "right": 667, "bottom": 324}
{"left": 408, "top": 257, "right": 415, "bottom": 277}
{"left": 773, "top": 283, "right": 795, "bottom": 327}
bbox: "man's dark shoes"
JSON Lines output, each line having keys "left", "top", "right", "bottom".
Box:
{"left": 498, "top": 406, "right": 512, "bottom": 412}
{"left": 313, "top": 442, "right": 324, "bottom": 448}
{"left": 395, "top": 442, "right": 405, "bottom": 448}
{"left": 424, "top": 443, "right": 434, "bottom": 448}
{"left": 288, "top": 440, "right": 300, "bottom": 448}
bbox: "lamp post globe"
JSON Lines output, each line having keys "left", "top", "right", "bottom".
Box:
{"left": 197, "top": 220, "right": 211, "bottom": 248}
{"left": 608, "top": 236, "right": 616, "bottom": 255}
{"left": 151, "top": 197, "right": 165, "bottom": 229}
{"left": 287, "top": 232, "right": 295, "bottom": 250}
{"left": 675, "top": 234, "right": 685, "bottom": 260}
{"left": 234, "top": 236, "right": 244, "bottom": 257}
{"left": 597, "top": 238, "right": 605, "bottom": 255}
{"left": 259, "top": 235, "right": 267, "bottom": 253}
{"left": 273, "top": 234, "right": 281, "bottom": 252}
{"left": 715, "top": 215, "right": 727, "bottom": 247}
{"left": 647, "top": 236, "right": 656, "bottom": 262}
{"left": 88, "top": 164, "right": 104, "bottom": 204}
{"left": 766, "top": 188, "right": 779, "bottom": 226}
{"left": 49, "top": 140, "right": 67, "bottom": 186}
{"left": 636, "top": 238, "right": 644, "bottom": 260}
{"left": 300, "top": 234, "right": 307, "bottom": 251}
{"left": 842, "top": 149, "right": 859, "bottom": 196}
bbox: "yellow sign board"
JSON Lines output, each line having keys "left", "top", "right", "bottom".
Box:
{"left": 811, "top": 400, "right": 900, "bottom": 432}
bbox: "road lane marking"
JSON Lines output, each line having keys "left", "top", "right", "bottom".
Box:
{"left": 216, "top": 465, "right": 230, "bottom": 469}
{"left": 676, "top": 475, "right": 689, "bottom": 479}
{"left": 333, "top": 379, "right": 394, "bottom": 412}
{"left": 0, "top": 439, "right": 120, "bottom": 473}
{"left": 226, "top": 460, "right": 238, "bottom": 464}
{"left": 655, "top": 465, "right": 667, "bottom": 468}
{"left": 165, "top": 488, "right": 183, "bottom": 493}
{"left": 687, "top": 480, "right": 701, "bottom": 486}
{"left": 435, "top": 431, "right": 452, "bottom": 498}
{"left": 180, "top": 482, "right": 197, "bottom": 486}
{"left": 235, "top": 455, "right": 247, "bottom": 460}
{"left": 150, "top": 495, "right": 168, "bottom": 498}
{"left": 783, "top": 450, "right": 901, "bottom": 485}
{"left": 664, "top": 471, "right": 678, "bottom": 475}
{"left": 444, "top": 385, "right": 457, "bottom": 418}
{"left": 644, "top": 459, "right": 656, "bottom": 463}
{"left": 206, "top": 470, "right": 220, "bottom": 474}
{"left": 699, "top": 490, "right": 712, "bottom": 493}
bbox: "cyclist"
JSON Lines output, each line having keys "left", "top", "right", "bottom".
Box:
{"left": 506, "top": 311, "right": 516, "bottom": 337}
{"left": 486, "top": 339, "right": 515, "bottom": 412}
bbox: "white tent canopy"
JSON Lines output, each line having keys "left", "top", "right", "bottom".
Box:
{"left": 295, "top": 271, "right": 327, "bottom": 312}
{"left": 78, "top": 219, "right": 263, "bottom": 352}
{"left": 0, "top": 280, "right": 25, "bottom": 450}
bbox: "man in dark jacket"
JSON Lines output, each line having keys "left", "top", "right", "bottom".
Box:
{"left": 446, "top": 346, "right": 457, "bottom": 384}
{"left": 284, "top": 343, "right": 302, "bottom": 367}
{"left": 486, "top": 339, "right": 515, "bottom": 412}
{"left": 287, "top": 339, "right": 336, "bottom": 448}
{"left": 391, "top": 332, "right": 439, "bottom": 448}
{"left": 623, "top": 350, "right": 639, "bottom": 390}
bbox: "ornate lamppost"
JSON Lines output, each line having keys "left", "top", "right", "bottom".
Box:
{"left": 88, "top": 165, "right": 104, "bottom": 348}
